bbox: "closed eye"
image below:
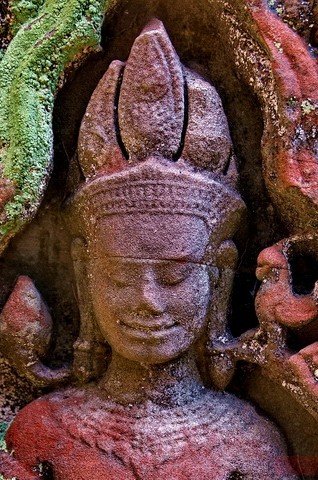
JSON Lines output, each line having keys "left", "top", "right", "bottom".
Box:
{"left": 108, "top": 276, "right": 132, "bottom": 287}
{"left": 104, "top": 268, "right": 135, "bottom": 287}
{"left": 103, "top": 259, "right": 140, "bottom": 287}
{"left": 157, "top": 263, "right": 194, "bottom": 286}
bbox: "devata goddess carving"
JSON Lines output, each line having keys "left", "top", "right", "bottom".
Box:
{"left": 0, "top": 20, "right": 298, "bottom": 480}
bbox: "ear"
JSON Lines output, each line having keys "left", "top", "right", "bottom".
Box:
{"left": 207, "top": 240, "right": 238, "bottom": 390}
{"left": 71, "top": 237, "right": 108, "bottom": 383}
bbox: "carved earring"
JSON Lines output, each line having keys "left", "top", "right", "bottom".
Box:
{"left": 207, "top": 240, "right": 238, "bottom": 390}
{"left": 71, "top": 237, "right": 109, "bottom": 383}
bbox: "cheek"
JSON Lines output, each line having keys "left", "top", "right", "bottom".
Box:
{"left": 104, "top": 287, "right": 132, "bottom": 312}
{"left": 89, "top": 283, "right": 121, "bottom": 318}
{"left": 87, "top": 266, "right": 113, "bottom": 316}
{"left": 88, "top": 265, "right": 135, "bottom": 313}
{"left": 168, "top": 274, "right": 210, "bottom": 325}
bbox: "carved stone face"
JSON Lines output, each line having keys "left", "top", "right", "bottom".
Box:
{"left": 86, "top": 213, "right": 210, "bottom": 364}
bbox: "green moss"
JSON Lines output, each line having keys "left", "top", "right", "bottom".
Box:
{"left": 10, "top": 0, "right": 46, "bottom": 35}
{"left": 0, "top": 422, "right": 9, "bottom": 452}
{"left": 0, "top": 0, "right": 110, "bottom": 252}
{"left": 0, "top": 423, "right": 18, "bottom": 479}
{"left": 301, "top": 99, "right": 316, "bottom": 114}
{"left": 0, "top": 422, "right": 14, "bottom": 480}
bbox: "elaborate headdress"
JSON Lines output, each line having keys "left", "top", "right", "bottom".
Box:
{"left": 70, "top": 19, "right": 245, "bottom": 253}
{"left": 70, "top": 19, "right": 245, "bottom": 381}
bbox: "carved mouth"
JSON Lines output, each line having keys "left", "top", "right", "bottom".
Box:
{"left": 119, "top": 318, "right": 178, "bottom": 337}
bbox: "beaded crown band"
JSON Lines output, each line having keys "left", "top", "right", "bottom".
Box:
{"left": 72, "top": 158, "right": 244, "bottom": 241}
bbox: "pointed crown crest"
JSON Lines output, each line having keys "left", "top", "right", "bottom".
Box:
{"left": 71, "top": 19, "right": 245, "bottom": 240}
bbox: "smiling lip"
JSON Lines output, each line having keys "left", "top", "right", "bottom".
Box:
{"left": 119, "top": 318, "right": 178, "bottom": 338}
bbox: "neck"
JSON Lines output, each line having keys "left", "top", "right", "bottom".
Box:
{"left": 98, "top": 350, "right": 206, "bottom": 407}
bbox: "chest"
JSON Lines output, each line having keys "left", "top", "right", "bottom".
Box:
{"left": 46, "top": 437, "right": 238, "bottom": 480}
{"left": 43, "top": 407, "right": 250, "bottom": 480}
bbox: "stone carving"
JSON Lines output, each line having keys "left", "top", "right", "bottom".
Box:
{"left": 210, "top": 234, "right": 318, "bottom": 404}
{"left": 0, "top": 276, "right": 70, "bottom": 388}
{"left": 0, "top": 19, "right": 299, "bottom": 480}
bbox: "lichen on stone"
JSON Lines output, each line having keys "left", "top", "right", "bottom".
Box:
{"left": 0, "top": 0, "right": 110, "bottom": 253}
{"left": 10, "top": 0, "right": 45, "bottom": 35}
{"left": 0, "top": 422, "right": 8, "bottom": 452}
{"left": 301, "top": 98, "right": 317, "bottom": 114}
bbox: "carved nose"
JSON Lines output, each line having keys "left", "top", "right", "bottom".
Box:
{"left": 136, "top": 277, "right": 166, "bottom": 316}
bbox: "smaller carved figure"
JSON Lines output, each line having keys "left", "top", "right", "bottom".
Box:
{"left": 0, "top": 20, "right": 298, "bottom": 480}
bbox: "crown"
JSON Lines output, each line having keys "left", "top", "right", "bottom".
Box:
{"left": 72, "top": 157, "right": 243, "bottom": 242}
{"left": 70, "top": 19, "right": 245, "bottom": 241}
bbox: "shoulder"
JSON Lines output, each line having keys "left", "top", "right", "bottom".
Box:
{"left": 203, "top": 391, "right": 297, "bottom": 478}
{"left": 6, "top": 387, "right": 89, "bottom": 463}
{"left": 200, "top": 390, "right": 289, "bottom": 453}
{"left": 7, "top": 387, "right": 82, "bottom": 433}
{"left": 205, "top": 390, "right": 284, "bottom": 438}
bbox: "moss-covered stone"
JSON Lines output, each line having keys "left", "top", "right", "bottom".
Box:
{"left": 1, "top": 0, "right": 45, "bottom": 55}
{"left": 0, "top": 0, "right": 110, "bottom": 253}
{"left": 10, "top": 0, "right": 45, "bottom": 35}
{"left": 0, "top": 422, "right": 8, "bottom": 452}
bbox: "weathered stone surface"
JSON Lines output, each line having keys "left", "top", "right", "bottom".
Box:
{"left": 182, "top": 69, "right": 232, "bottom": 173}
{"left": 0, "top": 18, "right": 298, "bottom": 480}
{"left": 78, "top": 60, "right": 126, "bottom": 178}
{"left": 266, "top": 0, "right": 318, "bottom": 51}
{"left": 118, "top": 18, "right": 185, "bottom": 161}
{"left": 1, "top": 387, "right": 297, "bottom": 480}
{"left": 1, "top": 1, "right": 318, "bottom": 478}
{"left": 0, "top": 275, "right": 70, "bottom": 387}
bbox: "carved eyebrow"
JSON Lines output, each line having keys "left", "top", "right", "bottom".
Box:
{"left": 101, "top": 255, "right": 210, "bottom": 266}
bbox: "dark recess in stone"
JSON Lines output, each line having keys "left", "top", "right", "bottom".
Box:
{"left": 172, "top": 71, "right": 189, "bottom": 161}
{"left": 38, "top": 461, "right": 54, "bottom": 480}
{"left": 227, "top": 471, "right": 246, "bottom": 479}
{"left": 114, "top": 69, "right": 130, "bottom": 160}
{"left": 0, "top": 0, "right": 12, "bottom": 50}
{"left": 290, "top": 253, "right": 318, "bottom": 295}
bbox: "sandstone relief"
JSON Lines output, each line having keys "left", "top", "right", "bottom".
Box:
{"left": 0, "top": 1, "right": 318, "bottom": 479}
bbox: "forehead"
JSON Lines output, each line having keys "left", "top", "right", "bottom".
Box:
{"left": 90, "top": 213, "right": 209, "bottom": 261}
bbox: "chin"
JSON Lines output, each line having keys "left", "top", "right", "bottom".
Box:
{"left": 113, "top": 339, "right": 189, "bottom": 365}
